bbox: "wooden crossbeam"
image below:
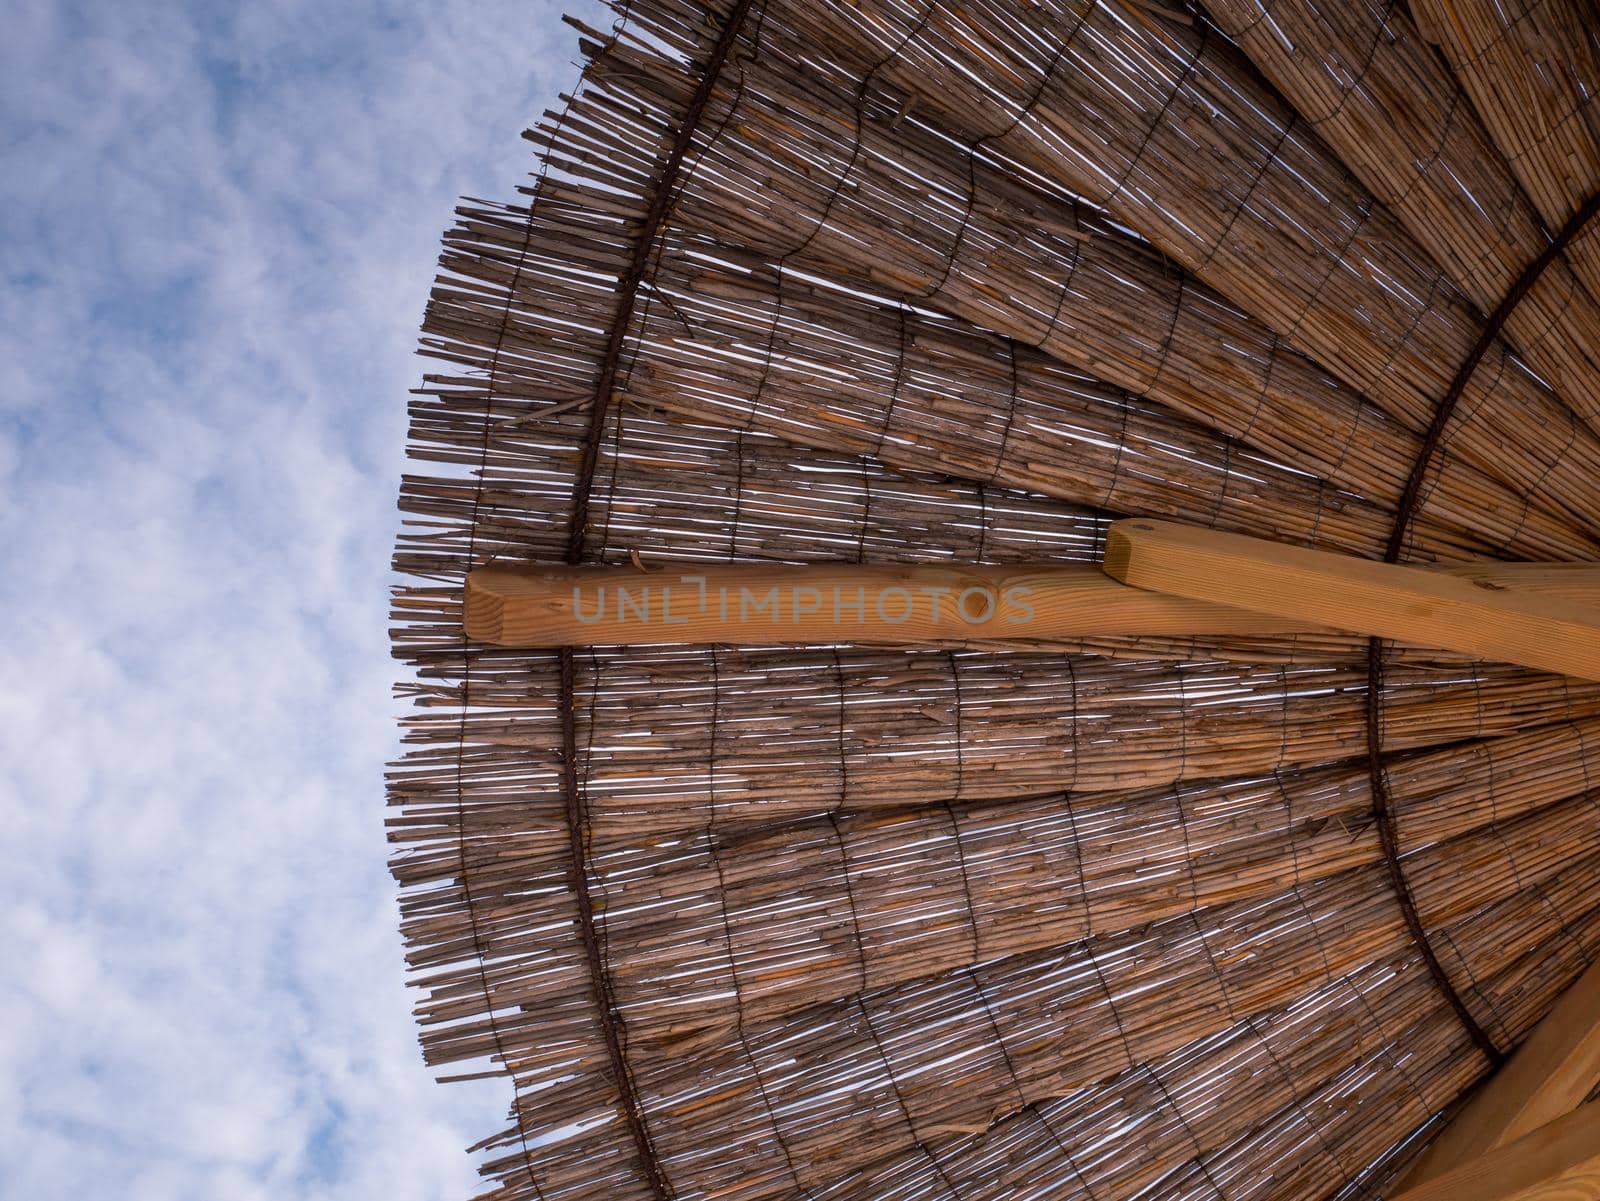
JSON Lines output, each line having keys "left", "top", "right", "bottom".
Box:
{"left": 465, "top": 562, "right": 1305, "bottom": 645}
{"left": 1402, "top": 960, "right": 1600, "bottom": 1188}
{"left": 1103, "top": 521, "right": 1600, "bottom": 681}
{"left": 1391, "top": 1101, "right": 1600, "bottom": 1201}
{"left": 464, "top": 559, "right": 1600, "bottom": 648}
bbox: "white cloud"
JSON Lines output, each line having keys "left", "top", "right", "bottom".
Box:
{"left": 0, "top": 0, "right": 607, "bottom": 1195}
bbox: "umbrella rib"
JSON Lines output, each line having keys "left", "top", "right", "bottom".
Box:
{"left": 556, "top": 3, "right": 761, "bottom": 1199}
{"left": 1368, "top": 184, "right": 1600, "bottom": 1073}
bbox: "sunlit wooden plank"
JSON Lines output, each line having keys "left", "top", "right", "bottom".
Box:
{"left": 1403, "top": 960, "right": 1600, "bottom": 1187}
{"left": 1392, "top": 1102, "right": 1600, "bottom": 1201}
{"left": 464, "top": 559, "right": 1600, "bottom": 648}
{"left": 1103, "top": 520, "right": 1600, "bottom": 680}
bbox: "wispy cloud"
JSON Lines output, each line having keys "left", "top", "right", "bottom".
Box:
{"left": 0, "top": 1, "right": 604, "bottom": 1195}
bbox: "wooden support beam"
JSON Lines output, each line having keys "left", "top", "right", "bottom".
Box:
{"left": 464, "top": 560, "right": 1600, "bottom": 648}
{"left": 1391, "top": 1102, "right": 1600, "bottom": 1201}
{"left": 1103, "top": 521, "right": 1600, "bottom": 681}
{"left": 1402, "top": 959, "right": 1600, "bottom": 1187}
{"left": 465, "top": 562, "right": 1310, "bottom": 645}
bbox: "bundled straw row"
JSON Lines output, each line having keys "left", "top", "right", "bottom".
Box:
{"left": 802, "top": 942, "right": 1541, "bottom": 1201}
{"left": 568, "top": 21, "right": 1600, "bottom": 547}
{"left": 584, "top": 718, "right": 1600, "bottom": 1046}
{"left": 398, "top": 400, "right": 1110, "bottom": 574}
{"left": 684, "top": 0, "right": 1600, "bottom": 450}
{"left": 803, "top": 849, "right": 1600, "bottom": 1201}
{"left": 624, "top": 241, "right": 1597, "bottom": 561}
{"left": 390, "top": 652, "right": 1600, "bottom": 1049}
{"left": 1410, "top": 0, "right": 1600, "bottom": 304}
{"left": 394, "top": 645, "right": 1600, "bottom": 839}
{"left": 1199, "top": 0, "right": 1600, "bottom": 425}
{"left": 487, "top": 842, "right": 1600, "bottom": 1201}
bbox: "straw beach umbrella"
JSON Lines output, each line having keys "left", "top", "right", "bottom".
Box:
{"left": 389, "top": 1, "right": 1600, "bottom": 1198}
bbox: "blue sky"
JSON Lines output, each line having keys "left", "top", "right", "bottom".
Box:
{"left": 0, "top": 1, "right": 603, "bottom": 1195}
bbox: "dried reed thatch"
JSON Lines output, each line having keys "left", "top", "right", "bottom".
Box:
{"left": 389, "top": 1, "right": 1600, "bottom": 1198}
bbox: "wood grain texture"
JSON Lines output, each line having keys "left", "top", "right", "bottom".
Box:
{"left": 465, "top": 562, "right": 1315, "bottom": 645}
{"left": 466, "top": 560, "right": 1600, "bottom": 648}
{"left": 1103, "top": 521, "right": 1600, "bottom": 680}
{"left": 1391, "top": 1102, "right": 1600, "bottom": 1201}
{"left": 1403, "top": 960, "right": 1600, "bottom": 1187}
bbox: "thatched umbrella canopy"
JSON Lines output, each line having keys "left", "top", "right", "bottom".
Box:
{"left": 389, "top": 1, "right": 1600, "bottom": 1198}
